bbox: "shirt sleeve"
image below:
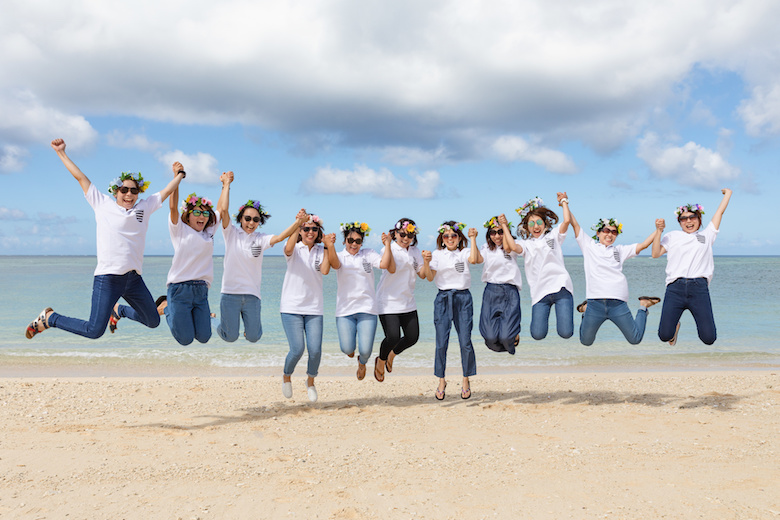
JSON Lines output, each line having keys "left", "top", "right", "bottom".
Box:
{"left": 619, "top": 244, "right": 639, "bottom": 262}
{"left": 429, "top": 250, "right": 441, "bottom": 271}
{"left": 143, "top": 192, "right": 163, "bottom": 214}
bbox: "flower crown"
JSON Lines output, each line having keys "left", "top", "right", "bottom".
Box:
{"left": 394, "top": 220, "right": 417, "bottom": 234}
{"left": 108, "top": 172, "right": 150, "bottom": 195}
{"left": 180, "top": 192, "right": 213, "bottom": 214}
{"left": 675, "top": 203, "right": 704, "bottom": 218}
{"left": 238, "top": 200, "right": 269, "bottom": 217}
{"left": 591, "top": 218, "right": 623, "bottom": 240}
{"left": 515, "top": 196, "right": 543, "bottom": 220}
{"left": 483, "top": 216, "right": 512, "bottom": 229}
{"left": 340, "top": 221, "right": 371, "bottom": 237}
{"left": 438, "top": 222, "right": 466, "bottom": 234}
{"left": 307, "top": 214, "right": 322, "bottom": 225}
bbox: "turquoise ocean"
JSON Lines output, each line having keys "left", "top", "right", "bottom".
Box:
{"left": 1, "top": 255, "right": 779, "bottom": 376}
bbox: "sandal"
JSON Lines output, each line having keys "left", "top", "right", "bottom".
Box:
{"left": 374, "top": 357, "right": 385, "bottom": 382}
{"left": 669, "top": 322, "right": 681, "bottom": 346}
{"left": 576, "top": 301, "right": 588, "bottom": 313}
{"left": 109, "top": 307, "right": 120, "bottom": 334}
{"left": 461, "top": 386, "right": 472, "bottom": 400}
{"left": 357, "top": 361, "right": 366, "bottom": 381}
{"left": 25, "top": 307, "right": 53, "bottom": 339}
{"left": 638, "top": 296, "right": 661, "bottom": 307}
{"left": 435, "top": 382, "right": 447, "bottom": 401}
{"left": 386, "top": 352, "right": 394, "bottom": 373}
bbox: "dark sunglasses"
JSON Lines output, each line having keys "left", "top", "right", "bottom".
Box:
{"left": 398, "top": 232, "right": 415, "bottom": 238}
{"left": 678, "top": 215, "right": 698, "bottom": 222}
{"left": 488, "top": 229, "right": 504, "bottom": 236}
{"left": 190, "top": 209, "right": 210, "bottom": 217}
{"left": 600, "top": 228, "right": 619, "bottom": 236}
{"left": 243, "top": 216, "right": 261, "bottom": 223}
{"left": 346, "top": 238, "right": 363, "bottom": 245}
{"left": 302, "top": 226, "right": 319, "bottom": 233}
{"left": 442, "top": 233, "right": 458, "bottom": 239}
{"left": 117, "top": 186, "right": 139, "bottom": 195}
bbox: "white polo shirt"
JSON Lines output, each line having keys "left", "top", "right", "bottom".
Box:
{"left": 335, "top": 248, "right": 382, "bottom": 317}
{"left": 376, "top": 241, "right": 424, "bottom": 314}
{"left": 279, "top": 241, "right": 325, "bottom": 315}
{"left": 480, "top": 243, "right": 523, "bottom": 288}
{"left": 575, "top": 228, "right": 637, "bottom": 301}
{"left": 85, "top": 183, "right": 163, "bottom": 276}
{"left": 517, "top": 227, "right": 574, "bottom": 305}
{"left": 660, "top": 222, "right": 718, "bottom": 285}
{"left": 430, "top": 248, "right": 471, "bottom": 291}
{"left": 166, "top": 214, "right": 219, "bottom": 287}
{"left": 221, "top": 225, "right": 275, "bottom": 299}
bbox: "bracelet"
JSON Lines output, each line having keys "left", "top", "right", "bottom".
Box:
{"left": 559, "top": 197, "right": 569, "bottom": 205}
{"left": 177, "top": 170, "right": 186, "bottom": 178}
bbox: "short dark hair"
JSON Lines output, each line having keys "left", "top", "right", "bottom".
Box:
{"left": 296, "top": 220, "right": 324, "bottom": 244}
{"left": 181, "top": 201, "right": 217, "bottom": 229}
{"left": 389, "top": 217, "right": 419, "bottom": 247}
{"left": 235, "top": 201, "right": 270, "bottom": 227}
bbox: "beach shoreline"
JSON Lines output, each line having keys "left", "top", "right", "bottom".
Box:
{"left": 2, "top": 371, "right": 778, "bottom": 519}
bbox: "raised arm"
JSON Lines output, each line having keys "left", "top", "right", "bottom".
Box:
{"left": 468, "top": 227, "right": 483, "bottom": 264}
{"left": 379, "top": 232, "right": 396, "bottom": 273}
{"left": 421, "top": 250, "right": 434, "bottom": 281}
{"left": 323, "top": 233, "right": 339, "bottom": 271}
{"left": 651, "top": 219, "right": 666, "bottom": 258}
{"left": 320, "top": 233, "right": 335, "bottom": 275}
{"left": 710, "top": 188, "right": 733, "bottom": 230}
{"left": 51, "top": 139, "right": 91, "bottom": 195}
{"left": 558, "top": 192, "right": 578, "bottom": 236}
{"left": 499, "top": 214, "right": 522, "bottom": 254}
{"left": 270, "top": 209, "right": 308, "bottom": 246}
{"left": 158, "top": 162, "right": 187, "bottom": 203}
{"left": 168, "top": 182, "right": 179, "bottom": 225}
{"left": 217, "top": 171, "right": 233, "bottom": 229}
{"left": 636, "top": 224, "right": 662, "bottom": 255}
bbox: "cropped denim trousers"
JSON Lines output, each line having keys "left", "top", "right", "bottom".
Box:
{"left": 281, "top": 313, "right": 323, "bottom": 377}
{"left": 217, "top": 293, "right": 263, "bottom": 343}
{"left": 579, "top": 298, "right": 647, "bottom": 346}
{"left": 658, "top": 277, "right": 716, "bottom": 345}
{"left": 165, "top": 280, "right": 212, "bottom": 346}
{"left": 336, "top": 313, "right": 378, "bottom": 366}
{"left": 479, "top": 283, "right": 522, "bottom": 354}
{"left": 433, "top": 289, "right": 477, "bottom": 379}
{"left": 530, "top": 287, "right": 574, "bottom": 340}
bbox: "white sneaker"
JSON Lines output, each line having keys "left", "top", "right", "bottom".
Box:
{"left": 307, "top": 385, "right": 318, "bottom": 403}
{"left": 282, "top": 381, "right": 293, "bottom": 399}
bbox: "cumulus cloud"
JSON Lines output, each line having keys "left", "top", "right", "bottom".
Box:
{"left": 305, "top": 164, "right": 441, "bottom": 199}
{"left": 106, "top": 130, "right": 167, "bottom": 152}
{"left": 491, "top": 136, "right": 577, "bottom": 174}
{"left": 0, "top": 206, "right": 28, "bottom": 220}
{"left": 637, "top": 132, "right": 741, "bottom": 188}
{"left": 0, "top": 145, "right": 28, "bottom": 172}
{"left": 157, "top": 150, "right": 220, "bottom": 184}
{"left": 3, "top": 0, "right": 780, "bottom": 157}
{"left": 738, "top": 83, "right": 780, "bottom": 136}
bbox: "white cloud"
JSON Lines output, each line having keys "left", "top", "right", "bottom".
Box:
{"left": 157, "top": 150, "right": 220, "bottom": 184}
{"left": 106, "top": 130, "right": 167, "bottom": 152}
{"left": 637, "top": 132, "right": 740, "bottom": 188}
{"left": 0, "top": 206, "right": 28, "bottom": 220}
{"left": 380, "top": 145, "right": 451, "bottom": 166}
{"left": 738, "top": 83, "right": 780, "bottom": 136}
{"left": 305, "top": 164, "right": 441, "bottom": 199}
{"left": 0, "top": 145, "right": 28, "bottom": 173}
{"left": 491, "top": 136, "right": 577, "bottom": 174}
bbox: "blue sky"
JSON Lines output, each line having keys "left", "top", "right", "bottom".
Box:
{"left": 2, "top": 0, "right": 779, "bottom": 256}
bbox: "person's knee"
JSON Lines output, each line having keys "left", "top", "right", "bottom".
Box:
{"left": 245, "top": 330, "right": 262, "bottom": 343}
{"left": 579, "top": 333, "right": 594, "bottom": 346}
{"left": 701, "top": 332, "right": 717, "bottom": 345}
{"left": 530, "top": 329, "right": 547, "bottom": 340}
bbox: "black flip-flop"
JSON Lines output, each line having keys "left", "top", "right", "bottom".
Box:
{"left": 577, "top": 301, "right": 588, "bottom": 313}
{"left": 638, "top": 296, "right": 661, "bottom": 305}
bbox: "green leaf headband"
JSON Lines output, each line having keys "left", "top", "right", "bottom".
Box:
{"left": 108, "top": 172, "right": 150, "bottom": 195}
{"left": 340, "top": 221, "right": 371, "bottom": 237}
{"left": 483, "top": 216, "right": 512, "bottom": 229}
{"left": 675, "top": 203, "right": 704, "bottom": 218}
{"left": 591, "top": 218, "right": 623, "bottom": 240}
{"left": 239, "top": 200, "right": 269, "bottom": 217}
{"left": 515, "top": 196, "right": 543, "bottom": 220}
{"left": 438, "top": 222, "right": 466, "bottom": 234}
{"left": 180, "top": 192, "right": 213, "bottom": 214}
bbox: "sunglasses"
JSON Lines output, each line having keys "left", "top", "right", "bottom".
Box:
{"left": 243, "top": 216, "right": 261, "bottom": 223}
{"left": 528, "top": 219, "right": 544, "bottom": 227}
{"left": 346, "top": 238, "right": 363, "bottom": 245}
{"left": 398, "top": 232, "right": 415, "bottom": 238}
{"left": 678, "top": 215, "right": 698, "bottom": 222}
{"left": 600, "top": 228, "right": 619, "bottom": 236}
{"left": 442, "top": 233, "right": 458, "bottom": 239}
{"left": 190, "top": 209, "right": 210, "bottom": 217}
{"left": 488, "top": 229, "right": 504, "bottom": 236}
{"left": 302, "top": 226, "right": 319, "bottom": 233}
{"left": 117, "top": 187, "right": 139, "bottom": 195}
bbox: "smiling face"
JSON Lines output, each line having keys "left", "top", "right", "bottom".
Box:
{"left": 344, "top": 231, "right": 364, "bottom": 255}
{"left": 441, "top": 231, "right": 460, "bottom": 251}
{"left": 678, "top": 211, "right": 701, "bottom": 234}
{"left": 597, "top": 225, "right": 619, "bottom": 246}
{"left": 185, "top": 207, "right": 210, "bottom": 232}
{"left": 488, "top": 227, "right": 504, "bottom": 248}
{"left": 240, "top": 207, "right": 261, "bottom": 234}
{"left": 299, "top": 220, "right": 320, "bottom": 247}
{"left": 526, "top": 212, "right": 546, "bottom": 238}
{"left": 114, "top": 180, "right": 139, "bottom": 210}
{"left": 394, "top": 229, "right": 414, "bottom": 249}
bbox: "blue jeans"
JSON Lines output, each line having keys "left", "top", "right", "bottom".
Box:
{"left": 658, "top": 278, "right": 716, "bottom": 345}
{"left": 479, "top": 283, "right": 522, "bottom": 354}
{"left": 281, "top": 313, "right": 323, "bottom": 377}
{"left": 579, "top": 299, "right": 647, "bottom": 346}
{"left": 165, "top": 281, "right": 212, "bottom": 345}
{"left": 217, "top": 293, "right": 262, "bottom": 343}
{"left": 336, "top": 313, "right": 377, "bottom": 365}
{"left": 48, "top": 272, "right": 160, "bottom": 339}
{"left": 434, "top": 289, "right": 477, "bottom": 378}
{"left": 530, "top": 288, "right": 574, "bottom": 340}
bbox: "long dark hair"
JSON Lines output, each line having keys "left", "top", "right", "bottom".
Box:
{"left": 436, "top": 221, "right": 467, "bottom": 250}
{"left": 517, "top": 208, "right": 559, "bottom": 239}
{"left": 484, "top": 215, "right": 515, "bottom": 251}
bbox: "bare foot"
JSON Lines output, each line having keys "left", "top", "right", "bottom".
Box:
{"left": 639, "top": 296, "right": 661, "bottom": 308}
{"left": 357, "top": 362, "right": 366, "bottom": 380}
{"left": 386, "top": 351, "right": 396, "bottom": 373}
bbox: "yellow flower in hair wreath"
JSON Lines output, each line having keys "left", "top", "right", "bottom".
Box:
{"left": 406, "top": 224, "right": 416, "bottom": 233}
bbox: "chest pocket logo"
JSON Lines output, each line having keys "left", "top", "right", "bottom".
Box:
{"left": 413, "top": 259, "right": 419, "bottom": 272}
{"left": 503, "top": 251, "right": 511, "bottom": 260}
{"left": 613, "top": 250, "right": 620, "bottom": 262}
{"left": 546, "top": 238, "right": 555, "bottom": 249}
{"left": 314, "top": 253, "right": 322, "bottom": 272}
{"left": 696, "top": 234, "right": 706, "bottom": 244}
{"left": 135, "top": 209, "right": 144, "bottom": 223}
{"left": 251, "top": 243, "right": 263, "bottom": 257}
{"left": 362, "top": 260, "right": 373, "bottom": 274}
{"left": 455, "top": 261, "right": 465, "bottom": 273}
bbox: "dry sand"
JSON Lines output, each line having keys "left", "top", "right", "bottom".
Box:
{"left": 1, "top": 371, "right": 778, "bottom": 519}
